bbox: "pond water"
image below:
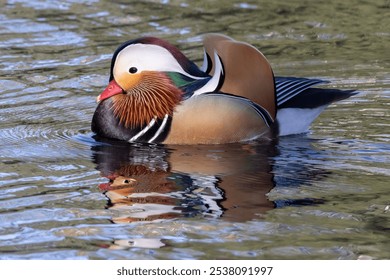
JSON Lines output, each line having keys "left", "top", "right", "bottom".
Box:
{"left": 0, "top": 0, "right": 389, "bottom": 259}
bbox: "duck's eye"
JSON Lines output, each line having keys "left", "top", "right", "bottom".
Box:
{"left": 129, "top": 67, "right": 138, "bottom": 74}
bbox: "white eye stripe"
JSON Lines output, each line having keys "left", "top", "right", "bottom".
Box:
{"left": 113, "top": 44, "right": 202, "bottom": 80}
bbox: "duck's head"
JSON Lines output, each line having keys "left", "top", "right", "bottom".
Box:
{"left": 97, "top": 37, "right": 209, "bottom": 128}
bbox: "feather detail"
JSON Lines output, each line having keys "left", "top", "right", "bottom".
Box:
{"left": 111, "top": 71, "right": 182, "bottom": 129}
{"left": 275, "top": 77, "right": 327, "bottom": 106}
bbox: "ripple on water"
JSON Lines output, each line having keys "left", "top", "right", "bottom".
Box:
{"left": 0, "top": 79, "right": 96, "bottom": 159}
{"left": 7, "top": 0, "right": 99, "bottom": 11}
{"left": 0, "top": 15, "right": 86, "bottom": 48}
{"left": 0, "top": 80, "right": 26, "bottom": 93}
{"left": 0, "top": 123, "right": 93, "bottom": 159}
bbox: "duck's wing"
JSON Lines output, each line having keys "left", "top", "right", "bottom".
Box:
{"left": 275, "top": 76, "right": 328, "bottom": 107}
{"left": 202, "top": 33, "right": 276, "bottom": 120}
{"left": 275, "top": 76, "right": 358, "bottom": 136}
{"left": 163, "top": 93, "right": 273, "bottom": 144}
{"left": 276, "top": 76, "right": 357, "bottom": 108}
{"left": 200, "top": 33, "right": 232, "bottom": 73}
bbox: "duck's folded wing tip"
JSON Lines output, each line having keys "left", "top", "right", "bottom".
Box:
{"left": 278, "top": 87, "right": 358, "bottom": 109}
{"left": 275, "top": 76, "right": 328, "bottom": 106}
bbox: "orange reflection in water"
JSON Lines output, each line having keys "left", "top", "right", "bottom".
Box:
{"left": 92, "top": 139, "right": 277, "bottom": 224}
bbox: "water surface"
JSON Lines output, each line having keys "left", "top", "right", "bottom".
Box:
{"left": 0, "top": 0, "right": 389, "bottom": 259}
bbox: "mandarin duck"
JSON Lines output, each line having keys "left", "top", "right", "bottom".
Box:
{"left": 92, "top": 34, "right": 356, "bottom": 144}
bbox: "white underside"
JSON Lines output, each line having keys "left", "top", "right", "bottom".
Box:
{"left": 276, "top": 106, "right": 327, "bottom": 136}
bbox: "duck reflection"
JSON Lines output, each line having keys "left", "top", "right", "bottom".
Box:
{"left": 91, "top": 137, "right": 278, "bottom": 223}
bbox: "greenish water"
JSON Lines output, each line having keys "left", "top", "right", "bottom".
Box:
{"left": 0, "top": 0, "right": 389, "bottom": 259}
